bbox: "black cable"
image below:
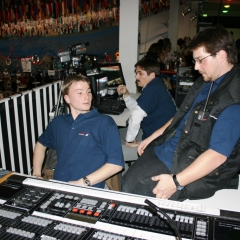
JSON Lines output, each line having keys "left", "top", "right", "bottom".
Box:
{"left": 145, "top": 199, "right": 182, "bottom": 240}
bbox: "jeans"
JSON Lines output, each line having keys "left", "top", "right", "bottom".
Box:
{"left": 122, "top": 147, "right": 171, "bottom": 197}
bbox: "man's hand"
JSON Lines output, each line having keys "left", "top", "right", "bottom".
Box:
{"left": 32, "top": 175, "right": 43, "bottom": 179}
{"left": 125, "top": 140, "right": 139, "bottom": 148}
{"left": 117, "top": 84, "right": 130, "bottom": 97}
{"left": 152, "top": 174, "right": 177, "bottom": 199}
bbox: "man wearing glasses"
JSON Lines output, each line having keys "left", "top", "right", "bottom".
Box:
{"left": 122, "top": 25, "right": 240, "bottom": 201}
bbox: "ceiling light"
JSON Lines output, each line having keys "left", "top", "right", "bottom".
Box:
{"left": 182, "top": 7, "right": 191, "bottom": 16}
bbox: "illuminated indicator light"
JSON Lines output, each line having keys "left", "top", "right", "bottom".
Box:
{"left": 72, "top": 208, "right": 79, "bottom": 213}
{"left": 111, "top": 203, "right": 116, "bottom": 207}
{"left": 79, "top": 209, "right": 85, "bottom": 214}
{"left": 86, "top": 211, "right": 93, "bottom": 215}
{"left": 202, "top": 14, "right": 208, "bottom": 17}
{"left": 224, "top": 5, "right": 230, "bottom": 8}
{"left": 94, "top": 212, "right": 100, "bottom": 217}
{"left": 222, "top": 10, "right": 228, "bottom": 13}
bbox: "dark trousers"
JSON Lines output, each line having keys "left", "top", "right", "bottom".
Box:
{"left": 122, "top": 147, "right": 171, "bottom": 197}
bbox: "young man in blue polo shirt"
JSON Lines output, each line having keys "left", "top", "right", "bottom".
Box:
{"left": 122, "top": 25, "right": 240, "bottom": 201}
{"left": 117, "top": 58, "right": 176, "bottom": 148}
{"left": 32, "top": 75, "right": 124, "bottom": 188}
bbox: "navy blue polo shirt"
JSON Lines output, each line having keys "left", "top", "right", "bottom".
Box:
{"left": 38, "top": 109, "right": 124, "bottom": 188}
{"left": 137, "top": 77, "right": 177, "bottom": 140}
{"left": 155, "top": 74, "right": 240, "bottom": 170}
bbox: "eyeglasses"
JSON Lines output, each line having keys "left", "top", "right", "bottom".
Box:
{"left": 192, "top": 54, "right": 213, "bottom": 65}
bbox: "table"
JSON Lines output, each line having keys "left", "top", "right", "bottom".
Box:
{"left": 18, "top": 85, "right": 27, "bottom": 92}
{"left": 107, "top": 108, "right": 130, "bottom": 127}
{"left": 106, "top": 93, "right": 140, "bottom": 127}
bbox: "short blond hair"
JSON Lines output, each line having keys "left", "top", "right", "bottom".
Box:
{"left": 61, "top": 75, "right": 90, "bottom": 96}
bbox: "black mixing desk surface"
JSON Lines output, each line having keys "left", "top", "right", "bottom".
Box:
{"left": 0, "top": 174, "right": 240, "bottom": 240}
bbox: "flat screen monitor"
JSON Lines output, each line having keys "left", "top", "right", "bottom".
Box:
{"left": 97, "top": 75, "right": 108, "bottom": 97}
{"left": 97, "top": 62, "right": 126, "bottom": 89}
{"left": 87, "top": 72, "right": 108, "bottom": 99}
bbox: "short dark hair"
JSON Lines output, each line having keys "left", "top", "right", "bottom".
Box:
{"left": 135, "top": 58, "right": 160, "bottom": 76}
{"left": 177, "top": 38, "right": 185, "bottom": 47}
{"left": 61, "top": 75, "right": 90, "bottom": 96}
{"left": 147, "top": 43, "right": 163, "bottom": 55}
{"left": 188, "top": 25, "right": 238, "bottom": 64}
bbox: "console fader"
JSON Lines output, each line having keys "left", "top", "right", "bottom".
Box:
{"left": 0, "top": 174, "right": 240, "bottom": 240}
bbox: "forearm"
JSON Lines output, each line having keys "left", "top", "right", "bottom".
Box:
{"left": 177, "top": 149, "right": 227, "bottom": 187}
{"left": 124, "top": 95, "right": 138, "bottom": 111}
{"left": 126, "top": 107, "right": 146, "bottom": 142}
{"left": 73, "top": 163, "right": 123, "bottom": 186}
{"left": 152, "top": 149, "right": 227, "bottom": 199}
{"left": 149, "top": 117, "right": 173, "bottom": 141}
{"left": 32, "top": 142, "right": 47, "bottom": 177}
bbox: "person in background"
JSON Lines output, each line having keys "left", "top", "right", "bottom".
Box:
{"left": 158, "top": 38, "right": 172, "bottom": 64}
{"left": 35, "top": 70, "right": 42, "bottom": 85}
{"left": 16, "top": 70, "right": 22, "bottom": 79}
{"left": 26, "top": 73, "right": 34, "bottom": 90}
{"left": 32, "top": 75, "right": 124, "bottom": 188}
{"left": 3, "top": 68, "right": 9, "bottom": 77}
{"left": 183, "top": 36, "right": 191, "bottom": 46}
{"left": 44, "top": 72, "right": 52, "bottom": 84}
{"left": 0, "top": 71, "right": 5, "bottom": 92}
{"left": 177, "top": 38, "right": 186, "bottom": 54}
{"left": 11, "top": 76, "right": 18, "bottom": 94}
{"left": 122, "top": 25, "right": 240, "bottom": 201}
{"left": 143, "top": 43, "right": 165, "bottom": 70}
{"left": 236, "top": 38, "right": 240, "bottom": 65}
{"left": 144, "top": 43, "right": 162, "bottom": 61}
{"left": 117, "top": 58, "right": 176, "bottom": 148}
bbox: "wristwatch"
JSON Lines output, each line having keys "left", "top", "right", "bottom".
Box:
{"left": 83, "top": 177, "right": 91, "bottom": 186}
{"left": 172, "top": 175, "right": 184, "bottom": 191}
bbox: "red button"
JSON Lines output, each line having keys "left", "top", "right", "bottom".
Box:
{"left": 86, "top": 211, "right": 93, "bottom": 215}
{"left": 94, "top": 212, "right": 100, "bottom": 217}
{"left": 79, "top": 209, "right": 85, "bottom": 214}
{"left": 72, "top": 208, "right": 79, "bottom": 213}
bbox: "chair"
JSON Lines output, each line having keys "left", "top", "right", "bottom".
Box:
{"left": 121, "top": 129, "right": 142, "bottom": 173}
{"left": 105, "top": 174, "right": 121, "bottom": 191}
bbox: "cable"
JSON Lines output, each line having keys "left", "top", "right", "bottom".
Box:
{"left": 145, "top": 199, "right": 182, "bottom": 240}
{"left": 203, "top": 81, "right": 213, "bottom": 112}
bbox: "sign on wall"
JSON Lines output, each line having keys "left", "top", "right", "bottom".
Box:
{"left": 21, "top": 58, "right": 32, "bottom": 72}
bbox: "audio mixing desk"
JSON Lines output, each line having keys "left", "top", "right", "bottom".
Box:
{"left": 0, "top": 173, "right": 240, "bottom": 240}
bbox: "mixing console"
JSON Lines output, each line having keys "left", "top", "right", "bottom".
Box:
{"left": 0, "top": 174, "right": 240, "bottom": 240}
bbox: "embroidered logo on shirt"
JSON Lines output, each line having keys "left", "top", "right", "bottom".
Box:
{"left": 79, "top": 132, "right": 89, "bottom": 136}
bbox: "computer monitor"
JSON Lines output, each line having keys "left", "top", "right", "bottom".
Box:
{"left": 97, "top": 62, "right": 126, "bottom": 90}
{"left": 96, "top": 75, "right": 108, "bottom": 97}
{"left": 87, "top": 72, "right": 108, "bottom": 100}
